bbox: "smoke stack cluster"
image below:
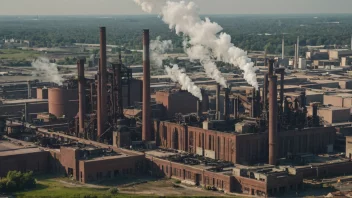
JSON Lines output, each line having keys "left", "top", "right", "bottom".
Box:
{"left": 77, "top": 59, "right": 86, "bottom": 136}
{"left": 268, "top": 59, "right": 278, "bottom": 166}
{"left": 142, "top": 29, "right": 151, "bottom": 141}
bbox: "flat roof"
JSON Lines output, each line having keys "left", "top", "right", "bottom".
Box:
{"left": 0, "top": 146, "right": 44, "bottom": 157}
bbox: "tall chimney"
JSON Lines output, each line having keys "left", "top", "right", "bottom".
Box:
{"left": 297, "top": 36, "right": 300, "bottom": 68}
{"left": 269, "top": 62, "right": 278, "bottom": 166}
{"left": 78, "top": 59, "right": 86, "bottom": 136}
{"left": 216, "top": 84, "right": 221, "bottom": 120}
{"left": 27, "top": 81, "right": 32, "bottom": 99}
{"left": 234, "top": 96, "right": 239, "bottom": 119}
{"left": 142, "top": 29, "right": 151, "bottom": 141}
{"left": 99, "top": 27, "right": 107, "bottom": 140}
{"left": 294, "top": 44, "right": 297, "bottom": 69}
{"left": 251, "top": 88, "right": 256, "bottom": 118}
{"left": 268, "top": 59, "right": 274, "bottom": 77}
{"left": 96, "top": 67, "right": 102, "bottom": 139}
{"left": 282, "top": 36, "right": 285, "bottom": 60}
{"left": 263, "top": 73, "right": 269, "bottom": 111}
{"left": 223, "top": 88, "right": 230, "bottom": 120}
{"left": 197, "top": 100, "right": 202, "bottom": 117}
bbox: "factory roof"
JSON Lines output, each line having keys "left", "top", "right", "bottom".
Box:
{"left": 0, "top": 140, "right": 44, "bottom": 157}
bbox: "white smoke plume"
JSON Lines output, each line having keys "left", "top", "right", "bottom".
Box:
{"left": 133, "top": 0, "right": 259, "bottom": 90}
{"left": 133, "top": 0, "right": 154, "bottom": 13}
{"left": 32, "top": 57, "right": 64, "bottom": 86}
{"left": 161, "top": 1, "right": 258, "bottom": 89}
{"left": 165, "top": 64, "right": 202, "bottom": 101}
{"left": 150, "top": 36, "right": 173, "bottom": 67}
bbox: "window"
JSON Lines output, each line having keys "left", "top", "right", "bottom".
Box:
{"left": 114, "top": 170, "right": 119, "bottom": 177}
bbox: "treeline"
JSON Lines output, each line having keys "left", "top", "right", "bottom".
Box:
{"left": 1, "top": 15, "right": 352, "bottom": 55}
{"left": 0, "top": 171, "right": 36, "bottom": 192}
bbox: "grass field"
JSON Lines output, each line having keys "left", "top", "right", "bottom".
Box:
{"left": 0, "top": 49, "right": 40, "bottom": 60}
{"left": 12, "top": 175, "right": 229, "bottom": 198}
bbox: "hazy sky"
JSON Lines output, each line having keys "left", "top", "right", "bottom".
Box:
{"left": 1, "top": 0, "right": 352, "bottom": 15}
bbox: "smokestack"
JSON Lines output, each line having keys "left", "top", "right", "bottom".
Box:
{"left": 300, "top": 90, "right": 306, "bottom": 108}
{"left": 142, "top": 29, "right": 151, "bottom": 141}
{"left": 27, "top": 81, "right": 31, "bottom": 99}
{"left": 96, "top": 67, "right": 102, "bottom": 139}
{"left": 224, "top": 88, "right": 230, "bottom": 120}
{"left": 251, "top": 88, "right": 256, "bottom": 118}
{"left": 294, "top": 44, "right": 297, "bottom": 69}
{"left": 197, "top": 100, "right": 202, "bottom": 117}
{"left": 216, "top": 84, "right": 221, "bottom": 120}
{"left": 269, "top": 74, "right": 278, "bottom": 166}
{"left": 256, "top": 89, "right": 261, "bottom": 116}
{"left": 234, "top": 96, "right": 239, "bottom": 119}
{"left": 263, "top": 73, "right": 269, "bottom": 112}
{"left": 282, "top": 36, "right": 285, "bottom": 60}
{"left": 77, "top": 59, "right": 86, "bottom": 136}
{"left": 268, "top": 59, "right": 274, "bottom": 77}
{"left": 297, "top": 36, "right": 300, "bottom": 68}
{"left": 98, "top": 27, "right": 108, "bottom": 140}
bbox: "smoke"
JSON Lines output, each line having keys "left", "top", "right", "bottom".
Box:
{"left": 150, "top": 36, "right": 173, "bottom": 67}
{"left": 161, "top": 1, "right": 258, "bottom": 89}
{"left": 133, "top": 0, "right": 259, "bottom": 90}
{"left": 165, "top": 64, "right": 202, "bottom": 101}
{"left": 31, "top": 57, "right": 64, "bottom": 86}
{"left": 133, "top": 0, "right": 154, "bottom": 13}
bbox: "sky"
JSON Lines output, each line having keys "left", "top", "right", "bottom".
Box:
{"left": 0, "top": 0, "right": 352, "bottom": 15}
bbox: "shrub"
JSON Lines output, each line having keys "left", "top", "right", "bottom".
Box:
{"left": 0, "top": 171, "right": 36, "bottom": 192}
{"left": 108, "top": 187, "right": 119, "bottom": 195}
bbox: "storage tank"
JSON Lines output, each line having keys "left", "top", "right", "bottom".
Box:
{"left": 48, "top": 88, "right": 78, "bottom": 118}
{"left": 48, "top": 88, "right": 66, "bottom": 118}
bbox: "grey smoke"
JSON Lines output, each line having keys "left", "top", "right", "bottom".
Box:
{"left": 32, "top": 57, "right": 64, "bottom": 86}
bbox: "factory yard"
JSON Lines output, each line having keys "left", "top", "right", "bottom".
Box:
{"left": 14, "top": 175, "right": 232, "bottom": 198}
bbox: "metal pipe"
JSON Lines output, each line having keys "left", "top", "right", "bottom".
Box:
{"left": 99, "top": 27, "right": 107, "bottom": 139}
{"left": 142, "top": 29, "right": 151, "bottom": 141}
{"left": 269, "top": 75, "right": 278, "bottom": 165}
{"left": 216, "top": 84, "right": 220, "bottom": 120}
{"left": 96, "top": 69, "right": 102, "bottom": 139}
{"left": 256, "top": 88, "right": 261, "bottom": 116}
{"left": 294, "top": 44, "right": 297, "bottom": 69}
{"left": 77, "top": 59, "right": 86, "bottom": 135}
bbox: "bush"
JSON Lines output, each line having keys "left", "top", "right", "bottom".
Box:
{"left": 0, "top": 171, "right": 36, "bottom": 192}
{"left": 108, "top": 187, "right": 119, "bottom": 195}
{"left": 174, "top": 180, "right": 181, "bottom": 184}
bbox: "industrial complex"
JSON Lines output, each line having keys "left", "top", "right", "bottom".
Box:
{"left": 1, "top": 27, "right": 352, "bottom": 197}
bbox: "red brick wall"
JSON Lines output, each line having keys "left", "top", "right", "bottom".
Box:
{"left": 0, "top": 151, "right": 49, "bottom": 177}
{"left": 146, "top": 156, "right": 233, "bottom": 193}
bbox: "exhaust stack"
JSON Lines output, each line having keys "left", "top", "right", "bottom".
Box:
{"left": 268, "top": 59, "right": 278, "bottom": 166}
{"left": 197, "top": 100, "right": 202, "bottom": 117}
{"left": 77, "top": 59, "right": 86, "bottom": 136}
{"left": 223, "top": 88, "right": 230, "bottom": 120}
{"left": 97, "top": 27, "right": 108, "bottom": 140}
{"left": 142, "top": 29, "right": 151, "bottom": 141}
{"left": 215, "top": 84, "right": 221, "bottom": 120}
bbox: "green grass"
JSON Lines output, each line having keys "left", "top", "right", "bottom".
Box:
{"left": 0, "top": 49, "right": 40, "bottom": 60}
{"left": 13, "top": 177, "right": 131, "bottom": 198}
